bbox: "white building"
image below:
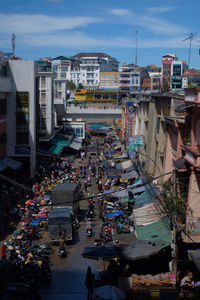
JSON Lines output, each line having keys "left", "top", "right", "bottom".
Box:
{"left": 119, "top": 71, "right": 140, "bottom": 94}
{"left": 37, "top": 61, "right": 54, "bottom": 136}
{"left": 71, "top": 53, "right": 119, "bottom": 90}
{"left": 7, "top": 60, "right": 37, "bottom": 177}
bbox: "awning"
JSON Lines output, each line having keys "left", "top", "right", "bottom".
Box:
{"left": 0, "top": 157, "right": 22, "bottom": 170}
{"left": 188, "top": 250, "right": 200, "bottom": 272}
{"left": 134, "top": 187, "right": 158, "bottom": 209}
{"left": 111, "top": 184, "right": 155, "bottom": 199}
{"left": 133, "top": 201, "right": 167, "bottom": 226}
{"left": 48, "top": 135, "right": 70, "bottom": 155}
{"left": 174, "top": 156, "right": 188, "bottom": 170}
{"left": 135, "top": 217, "right": 171, "bottom": 245}
{"left": 121, "top": 160, "right": 133, "bottom": 170}
{"left": 121, "top": 170, "right": 138, "bottom": 181}
{"left": 69, "top": 141, "right": 82, "bottom": 150}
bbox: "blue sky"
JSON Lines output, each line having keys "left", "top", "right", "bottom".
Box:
{"left": 0, "top": 0, "right": 200, "bottom": 68}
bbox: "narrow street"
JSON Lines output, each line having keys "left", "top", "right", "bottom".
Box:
{"left": 40, "top": 141, "right": 105, "bottom": 300}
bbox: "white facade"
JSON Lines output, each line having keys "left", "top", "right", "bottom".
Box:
{"left": 7, "top": 60, "right": 37, "bottom": 177}
{"left": 54, "top": 79, "right": 67, "bottom": 107}
{"left": 52, "top": 59, "right": 71, "bottom": 80}
{"left": 72, "top": 53, "right": 119, "bottom": 90}
{"left": 119, "top": 71, "right": 140, "bottom": 94}
{"left": 38, "top": 71, "right": 54, "bottom": 134}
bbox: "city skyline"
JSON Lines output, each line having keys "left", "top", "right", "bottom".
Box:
{"left": 0, "top": 0, "right": 200, "bottom": 68}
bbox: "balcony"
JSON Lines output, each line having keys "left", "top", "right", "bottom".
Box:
{"left": 120, "top": 83, "right": 130, "bottom": 87}
{"left": 0, "top": 77, "right": 11, "bottom": 93}
{"left": 182, "top": 144, "right": 200, "bottom": 167}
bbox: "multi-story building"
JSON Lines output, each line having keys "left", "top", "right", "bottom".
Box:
{"left": 162, "top": 54, "right": 176, "bottom": 91}
{"left": 6, "top": 59, "right": 38, "bottom": 177}
{"left": 171, "top": 59, "right": 185, "bottom": 90}
{"left": 71, "top": 53, "right": 119, "bottom": 90}
{"left": 0, "top": 52, "right": 11, "bottom": 160}
{"left": 119, "top": 71, "right": 141, "bottom": 95}
{"left": 99, "top": 72, "right": 119, "bottom": 89}
{"left": 182, "top": 69, "right": 200, "bottom": 88}
{"left": 37, "top": 60, "right": 54, "bottom": 137}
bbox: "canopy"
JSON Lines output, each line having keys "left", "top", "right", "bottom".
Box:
{"left": 111, "top": 184, "right": 149, "bottom": 198}
{"left": 121, "top": 170, "right": 138, "bottom": 181}
{"left": 69, "top": 140, "right": 82, "bottom": 150}
{"left": 132, "top": 201, "right": 167, "bottom": 226}
{"left": 48, "top": 136, "right": 70, "bottom": 154}
{"left": 136, "top": 217, "right": 171, "bottom": 245}
{"left": 0, "top": 157, "right": 22, "bottom": 170}
{"left": 82, "top": 244, "right": 120, "bottom": 259}
{"left": 120, "top": 240, "right": 165, "bottom": 261}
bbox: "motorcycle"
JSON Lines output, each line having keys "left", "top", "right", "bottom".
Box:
{"left": 86, "top": 228, "right": 93, "bottom": 237}
{"left": 57, "top": 245, "right": 67, "bottom": 258}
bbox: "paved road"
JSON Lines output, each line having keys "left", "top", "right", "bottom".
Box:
{"left": 40, "top": 145, "right": 105, "bottom": 300}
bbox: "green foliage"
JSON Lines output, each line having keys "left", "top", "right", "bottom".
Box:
{"left": 77, "top": 83, "right": 84, "bottom": 89}
{"left": 163, "top": 181, "right": 187, "bottom": 223}
{"left": 67, "top": 80, "right": 76, "bottom": 91}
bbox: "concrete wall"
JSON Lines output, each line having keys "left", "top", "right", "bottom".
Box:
{"left": 7, "top": 60, "right": 37, "bottom": 177}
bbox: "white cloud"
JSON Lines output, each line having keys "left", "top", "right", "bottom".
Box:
{"left": 110, "top": 9, "right": 131, "bottom": 16}
{"left": 0, "top": 13, "right": 102, "bottom": 35}
{"left": 148, "top": 6, "right": 174, "bottom": 13}
{"left": 108, "top": 9, "right": 187, "bottom": 36}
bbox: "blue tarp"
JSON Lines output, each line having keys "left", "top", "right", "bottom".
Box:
{"left": 106, "top": 211, "right": 124, "bottom": 218}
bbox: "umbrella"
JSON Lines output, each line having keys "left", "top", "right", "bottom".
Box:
{"left": 94, "top": 285, "right": 126, "bottom": 300}
{"left": 43, "top": 194, "right": 50, "bottom": 200}
{"left": 106, "top": 211, "right": 124, "bottom": 218}
{"left": 120, "top": 240, "right": 165, "bottom": 261}
{"left": 25, "top": 199, "right": 35, "bottom": 205}
{"left": 82, "top": 244, "right": 120, "bottom": 259}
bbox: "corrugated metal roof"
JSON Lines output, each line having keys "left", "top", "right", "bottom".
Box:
{"left": 136, "top": 217, "right": 171, "bottom": 245}
{"left": 134, "top": 186, "right": 158, "bottom": 209}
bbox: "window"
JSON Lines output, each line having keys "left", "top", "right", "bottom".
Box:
{"left": 41, "top": 91, "right": 46, "bottom": 100}
{"left": 58, "top": 92, "right": 62, "bottom": 99}
{"left": 0, "top": 99, "right": 6, "bottom": 115}
{"left": 0, "top": 133, "right": 7, "bottom": 145}
{"left": 16, "top": 92, "right": 29, "bottom": 145}
{"left": 41, "top": 76, "right": 46, "bottom": 84}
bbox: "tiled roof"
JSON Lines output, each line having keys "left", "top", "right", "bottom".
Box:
{"left": 183, "top": 69, "right": 200, "bottom": 76}
{"left": 72, "top": 52, "right": 113, "bottom": 59}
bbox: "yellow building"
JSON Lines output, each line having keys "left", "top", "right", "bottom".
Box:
{"left": 100, "top": 72, "right": 119, "bottom": 87}
{"left": 74, "top": 89, "right": 119, "bottom": 102}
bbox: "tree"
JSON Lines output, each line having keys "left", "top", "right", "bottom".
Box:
{"left": 67, "top": 80, "right": 76, "bottom": 91}
{"left": 77, "top": 83, "right": 84, "bottom": 90}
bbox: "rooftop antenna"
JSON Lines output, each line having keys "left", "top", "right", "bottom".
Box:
{"left": 182, "top": 32, "right": 195, "bottom": 69}
{"left": 12, "top": 33, "right": 16, "bottom": 58}
{"left": 135, "top": 29, "right": 138, "bottom": 67}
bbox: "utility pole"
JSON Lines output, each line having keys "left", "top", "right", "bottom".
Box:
{"left": 12, "top": 33, "right": 16, "bottom": 58}
{"left": 171, "top": 169, "right": 178, "bottom": 277}
{"left": 135, "top": 29, "right": 138, "bottom": 67}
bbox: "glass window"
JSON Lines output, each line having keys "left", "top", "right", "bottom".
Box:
{"left": 0, "top": 99, "right": 6, "bottom": 115}
{"left": 16, "top": 92, "right": 29, "bottom": 145}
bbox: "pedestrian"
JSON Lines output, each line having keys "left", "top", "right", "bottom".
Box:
{"left": 85, "top": 266, "right": 95, "bottom": 300}
{"left": 1, "top": 243, "right": 7, "bottom": 260}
